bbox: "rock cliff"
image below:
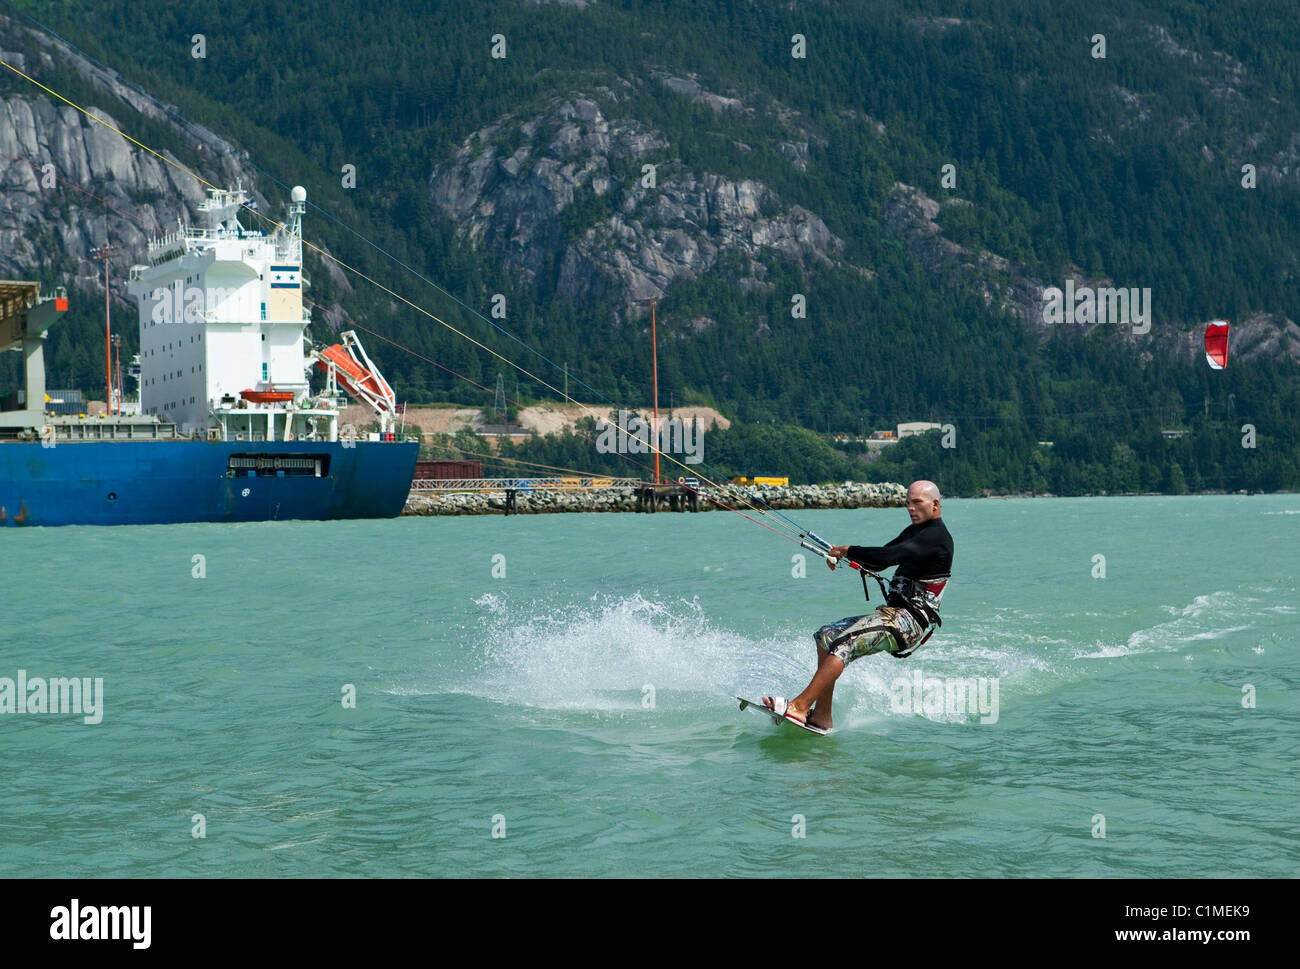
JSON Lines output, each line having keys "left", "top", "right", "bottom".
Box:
{"left": 429, "top": 84, "right": 855, "bottom": 318}
{"left": 0, "top": 12, "right": 258, "bottom": 296}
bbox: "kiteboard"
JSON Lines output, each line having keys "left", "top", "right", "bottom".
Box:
{"left": 737, "top": 696, "right": 831, "bottom": 735}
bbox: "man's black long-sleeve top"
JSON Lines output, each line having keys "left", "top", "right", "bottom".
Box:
{"left": 846, "top": 517, "right": 953, "bottom": 580}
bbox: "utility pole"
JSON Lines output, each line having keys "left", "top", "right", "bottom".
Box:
{"left": 651, "top": 298, "right": 659, "bottom": 484}
{"left": 112, "top": 334, "right": 122, "bottom": 414}
{"left": 493, "top": 373, "right": 506, "bottom": 424}
{"left": 635, "top": 296, "right": 661, "bottom": 484}
{"left": 92, "top": 243, "right": 116, "bottom": 414}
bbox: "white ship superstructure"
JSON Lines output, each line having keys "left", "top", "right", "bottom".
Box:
{"left": 126, "top": 185, "right": 396, "bottom": 442}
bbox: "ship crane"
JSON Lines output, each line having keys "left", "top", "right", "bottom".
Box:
{"left": 311, "top": 330, "right": 398, "bottom": 435}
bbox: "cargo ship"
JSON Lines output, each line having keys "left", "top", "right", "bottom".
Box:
{"left": 0, "top": 185, "right": 417, "bottom": 526}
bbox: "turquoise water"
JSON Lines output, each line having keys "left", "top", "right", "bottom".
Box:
{"left": 1, "top": 496, "right": 1297, "bottom": 877}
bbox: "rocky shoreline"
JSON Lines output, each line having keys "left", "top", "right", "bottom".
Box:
{"left": 402, "top": 481, "right": 907, "bottom": 516}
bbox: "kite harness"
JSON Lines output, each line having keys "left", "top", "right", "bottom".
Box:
{"left": 798, "top": 529, "right": 949, "bottom": 658}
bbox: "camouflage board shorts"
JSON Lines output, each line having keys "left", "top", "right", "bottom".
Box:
{"left": 815, "top": 605, "right": 928, "bottom": 664}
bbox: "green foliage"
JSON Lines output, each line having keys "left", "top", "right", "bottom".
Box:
{"left": 7, "top": 0, "right": 1300, "bottom": 493}
{"left": 560, "top": 184, "right": 615, "bottom": 243}
{"left": 700, "top": 422, "right": 861, "bottom": 485}
{"left": 420, "top": 432, "right": 456, "bottom": 459}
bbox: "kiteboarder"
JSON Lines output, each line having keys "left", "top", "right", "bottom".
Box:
{"left": 764, "top": 480, "right": 953, "bottom": 731}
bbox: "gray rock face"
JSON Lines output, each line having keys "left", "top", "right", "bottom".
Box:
{"left": 2, "top": 96, "right": 206, "bottom": 279}
{"left": 778, "top": 141, "right": 810, "bottom": 171}
{"left": 0, "top": 13, "right": 258, "bottom": 294}
{"left": 880, "top": 182, "right": 1300, "bottom": 361}
{"left": 654, "top": 73, "right": 746, "bottom": 114}
{"left": 882, "top": 182, "right": 1045, "bottom": 326}
{"left": 429, "top": 90, "right": 852, "bottom": 315}
{"left": 1178, "top": 313, "right": 1300, "bottom": 364}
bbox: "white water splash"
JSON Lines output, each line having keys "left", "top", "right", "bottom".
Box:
{"left": 449, "top": 590, "right": 1080, "bottom": 733}
{"left": 461, "top": 592, "right": 789, "bottom": 711}
{"left": 1124, "top": 590, "right": 1253, "bottom": 653}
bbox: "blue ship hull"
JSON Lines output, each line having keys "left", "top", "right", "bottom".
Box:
{"left": 0, "top": 439, "right": 417, "bottom": 526}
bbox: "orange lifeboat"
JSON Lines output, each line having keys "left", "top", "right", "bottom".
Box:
{"left": 314, "top": 344, "right": 393, "bottom": 402}
{"left": 240, "top": 388, "right": 295, "bottom": 404}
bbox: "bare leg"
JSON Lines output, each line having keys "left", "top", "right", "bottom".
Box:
{"left": 764, "top": 617, "right": 876, "bottom": 726}
{"left": 764, "top": 615, "right": 900, "bottom": 728}
{"left": 766, "top": 639, "right": 844, "bottom": 727}
{"left": 806, "top": 646, "right": 837, "bottom": 728}
{"left": 787, "top": 651, "right": 845, "bottom": 723}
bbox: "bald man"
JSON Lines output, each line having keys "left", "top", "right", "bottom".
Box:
{"left": 764, "top": 480, "right": 953, "bottom": 731}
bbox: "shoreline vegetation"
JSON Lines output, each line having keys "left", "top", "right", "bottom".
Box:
{"left": 416, "top": 411, "right": 1299, "bottom": 507}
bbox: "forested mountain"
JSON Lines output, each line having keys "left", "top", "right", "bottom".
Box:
{"left": 2, "top": 0, "right": 1298, "bottom": 493}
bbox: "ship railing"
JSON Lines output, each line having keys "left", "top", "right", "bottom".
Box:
{"left": 40, "top": 420, "right": 178, "bottom": 441}
{"left": 147, "top": 238, "right": 187, "bottom": 261}
{"left": 143, "top": 227, "right": 255, "bottom": 254}
{"left": 180, "top": 227, "right": 241, "bottom": 241}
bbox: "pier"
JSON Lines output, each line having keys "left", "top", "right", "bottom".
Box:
{"left": 634, "top": 482, "right": 699, "bottom": 512}
{"left": 408, "top": 476, "right": 701, "bottom": 514}
{"left": 402, "top": 480, "right": 907, "bottom": 517}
